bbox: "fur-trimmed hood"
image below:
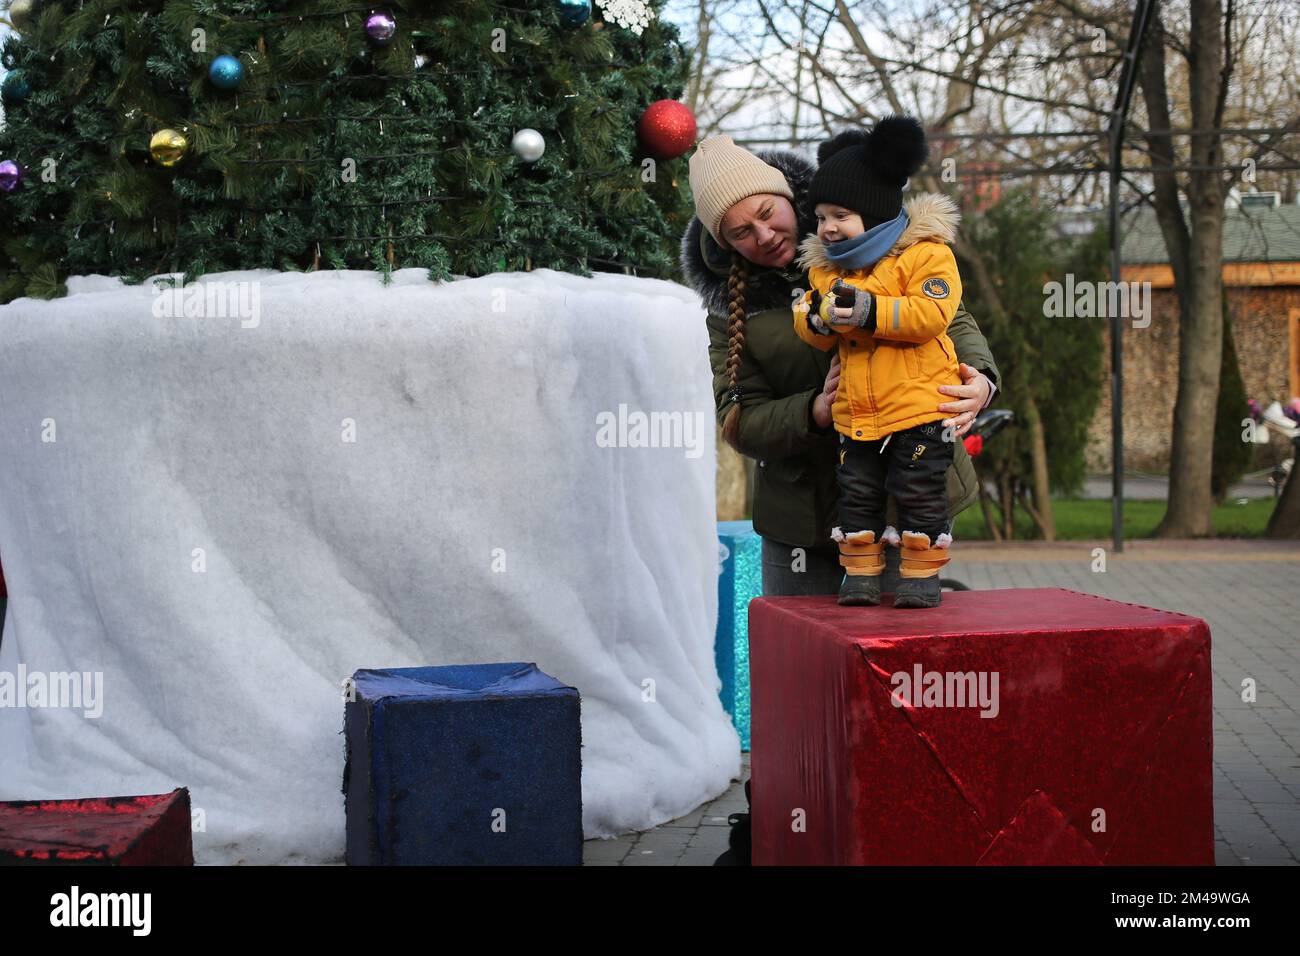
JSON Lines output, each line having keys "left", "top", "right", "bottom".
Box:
{"left": 678, "top": 147, "right": 819, "bottom": 318}
{"left": 793, "top": 192, "right": 960, "bottom": 273}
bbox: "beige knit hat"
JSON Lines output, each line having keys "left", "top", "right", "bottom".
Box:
{"left": 688, "top": 134, "right": 795, "bottom": 247}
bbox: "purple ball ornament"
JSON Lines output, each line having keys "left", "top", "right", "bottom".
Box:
{"left": 365, "top": 12, "right": 397, "bottom": 44}
{"left": 0, "top": 159, "right": 24, "bottom": 193}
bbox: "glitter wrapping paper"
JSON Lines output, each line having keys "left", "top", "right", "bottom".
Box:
{"left": 0, "top": 789, "right": 193, "bottom": 865}
{"left": 749, "top": 588, "right": 1213, "bottom": 865}
{"left": 344, "top": 663, "right": 582, "bottom": 866}
{"left": 717, "top": 520, "right": 762, "bottom": 751}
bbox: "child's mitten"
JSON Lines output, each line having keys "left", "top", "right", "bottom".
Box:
{"left": 829, "top": 279, "right": 876, "bottom": 331}
{"left": 804, "top": 289, "right": 833, "bottom": 335}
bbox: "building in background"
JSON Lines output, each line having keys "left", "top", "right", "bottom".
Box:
{"left": 1084, "top": 193, "right": 1300, "bottom": 473}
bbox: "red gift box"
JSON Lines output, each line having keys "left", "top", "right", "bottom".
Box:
{"left": 749, "top": 588, "right": 1213, "bottom": 865}
{"left": 0, "top": 788, "right": 194, "bottom": 865}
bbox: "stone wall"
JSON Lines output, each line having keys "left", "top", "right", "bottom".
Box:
{"left": 1086, "top": 285, "right": 1300, "bottom": 473}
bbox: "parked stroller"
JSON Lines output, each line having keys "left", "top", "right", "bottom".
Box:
{"left": 1252, "top": 399, "right": 1300, "bottom": 494}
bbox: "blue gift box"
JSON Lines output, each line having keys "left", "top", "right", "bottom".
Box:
{"left": 717, "top": 520, "right": 762, "bottom": 751}
{"left": 344, "top": 662, "right": 582, "bottom": 865}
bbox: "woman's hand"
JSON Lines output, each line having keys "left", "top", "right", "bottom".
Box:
{"left": 937, "top": 362, "right": 992, "bottom": 438}
{"left": 812, "top": 354, "right": 841, "bottom": 429}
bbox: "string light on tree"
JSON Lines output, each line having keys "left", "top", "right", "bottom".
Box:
{"left": 365, "top": 12, "right": 397, "bottom": 44}
{"left": 149, "top": 129, "right": 189, "bottom": 168}
{"left": 637, "top": 100, "right": 696, "bottom": 160}
{"left": 512, "top": 128, "right": 545, "bottom": 163}
{"left": 208, "top": 55, "right": 244, "bottom": 91}
{"left": 0, "top": 159, "right": 23, "bottom": 193}
{"left": 557, "top": 0, "right": 591, "bottom": 26}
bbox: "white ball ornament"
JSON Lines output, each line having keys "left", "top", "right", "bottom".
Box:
{"left": 511, "top": 128, "right": 545, "bottom": 163}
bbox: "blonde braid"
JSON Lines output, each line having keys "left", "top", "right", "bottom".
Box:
{"left": 720, "top": 251, "right": 750, "bottom": 451}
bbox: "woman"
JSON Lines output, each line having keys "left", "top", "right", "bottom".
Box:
{"left": 680, "top": 134, "right": 1000, "bottom": 597}
{"left": 681, "top": 134, "right": 1000, "bottom": 866}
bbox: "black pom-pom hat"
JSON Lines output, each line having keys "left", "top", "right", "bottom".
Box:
{"left": 807, "top": 115, "right": 930, "bottom": 227}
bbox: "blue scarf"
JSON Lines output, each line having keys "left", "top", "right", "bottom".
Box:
{"left": 822, "top": 208, "right": 909, "bottom": 272}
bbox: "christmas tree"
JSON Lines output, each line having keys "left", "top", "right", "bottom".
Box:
{"left": 0, "top": 0, "right": 696, "bottom": 301}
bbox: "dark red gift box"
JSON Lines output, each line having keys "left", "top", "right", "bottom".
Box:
{"left": 749, "top": 588, "right": 1213, "bottom": 865}
{"left": 0, "top": 788, "right": 194, "bottom": 865}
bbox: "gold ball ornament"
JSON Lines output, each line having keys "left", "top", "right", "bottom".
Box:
{"left": 8, "top": 0, "right": 35, "bottom": 31}
{"left": 149, "top": 128, "right": 189, "bottom": 167}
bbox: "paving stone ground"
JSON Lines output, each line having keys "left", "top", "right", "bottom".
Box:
{"left": 583, "top": 540, "right": 1300, "bottom": 866}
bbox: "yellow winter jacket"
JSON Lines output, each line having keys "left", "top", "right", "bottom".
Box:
{"left": 792, "top": 192, "right": 963, "bottom": 441}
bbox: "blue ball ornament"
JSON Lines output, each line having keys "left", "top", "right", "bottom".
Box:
{"left": 208, "top": 55, "right": 245, "bottom": 91}
{"left": 558, "top": 0, "right": 591, "bottom": 27}
{"left": 1, "top": 71, "right": 31, "bottom": 105}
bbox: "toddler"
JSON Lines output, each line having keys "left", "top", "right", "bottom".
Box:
{"left": 792, "top": 115, "right": 963, "bottom": 608}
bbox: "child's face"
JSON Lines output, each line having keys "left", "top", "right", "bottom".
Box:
{"left": 815, "top": 203, "right": 865, "bottom": 244}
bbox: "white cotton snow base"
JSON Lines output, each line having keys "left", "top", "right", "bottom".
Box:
{"left": 0, "top": 267, "right": 732, "bottom": 864}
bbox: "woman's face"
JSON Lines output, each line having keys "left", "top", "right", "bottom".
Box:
{"left": 718, "top": 194, "right": 798, "bottom": 268}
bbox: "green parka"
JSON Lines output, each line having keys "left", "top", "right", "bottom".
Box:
{"left": 678, "top": 147, "right": 1000, "bottom": 548}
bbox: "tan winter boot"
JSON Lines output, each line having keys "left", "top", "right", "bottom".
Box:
{"left": 893, "top": 531, "right": 951, "bottom": 609}
{"left": 833, "top": 528, "right": 885, "bottom": 606}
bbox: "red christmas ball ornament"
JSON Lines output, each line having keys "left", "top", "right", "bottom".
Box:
{"left": 637, "top": 100, "right": 697, "bottom": 160}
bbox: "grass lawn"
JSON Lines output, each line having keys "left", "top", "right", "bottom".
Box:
{"left": 954, "top": 496, "right": 1278, "bottom": 540}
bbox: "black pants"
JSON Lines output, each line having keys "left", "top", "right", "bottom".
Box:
{"left": 836, "top": 420, "right": 953, "bottom": 540}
